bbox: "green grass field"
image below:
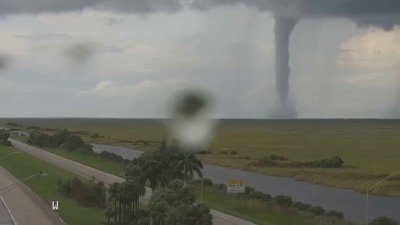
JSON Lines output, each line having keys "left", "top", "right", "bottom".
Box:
{"left": 0, "top": 146, "right": 106, "bottom": 225}
{"left": 45, "top": 147, "right": 126, "bottom": 177}
{"left": 2, "top": 118, "right": 400, "bottom": 197}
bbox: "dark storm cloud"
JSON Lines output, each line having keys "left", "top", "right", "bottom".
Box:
{"left": 99, "top": 0, "right": 183, "bottom": 14}
{"left": 191, "top": 0, "right": 400, "bottom": 28}
{"left": 0, "top": 0, "right": 102, "bottom": 15}
{"left": 1, "top": 0, "right": 399, "bottom": 28}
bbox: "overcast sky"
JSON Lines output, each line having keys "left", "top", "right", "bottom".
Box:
{"left": 0, "top": 4, "right": 399, "bottom": 118}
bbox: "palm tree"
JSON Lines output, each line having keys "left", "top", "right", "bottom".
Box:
{"left": 172, "top": 151, "right": 203, "bottom": 183}
{"left": 108, "top": 182, "right": 120, "bottom": 225}
{"left": 142, "top": 139, "right": 175, "bottom": 189}
{"left": 104, "top": 207, "right": 114, "bottom": 225}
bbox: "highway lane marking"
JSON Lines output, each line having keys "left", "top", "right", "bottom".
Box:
{"left": 0, "top": 196, "right": 17, "bottom": 225}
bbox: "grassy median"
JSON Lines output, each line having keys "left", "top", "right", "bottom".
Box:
{"left": 0, "top": 146, "right": 105, "bottom": 225}
{"left": 45, "top": 147, "right": 126, "bottom": 177}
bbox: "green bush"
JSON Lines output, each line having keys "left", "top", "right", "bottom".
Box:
{"left": 0, "top": 139, "right": 11, "bottom": 146}
{"left": 27, "top": 132, "right": 51, "bottom": 147}
{"left": 306, "top": 156, "right": 344, "bottom": 168}
{"left": 309, "top": 206, "right": 326, "bottom": 215}
{"left": 272, "top": 195, "right": 293, "bottom": 208}
{"left": 203, "top": 179, "right": 213, "bottom": 186}
{"left": 0, "top": 131, "right": 11, "bottom": 146}
{"left": 369, "top": 216, "right": 398, "bottom": 225}
{"left": 261, "top": 193, "right": 272, "bottom": 203}
{"left": 57, "top": 177, "right": 107, "bottom": 208}
{"left": 244, "top": 186, "right": 255, "bottom": 195}
{"left": 64, "top": 135, "right": 85, "bottom": 151}
{"left": 269, "top": 154, "right": 288, "bottom": 161}
{"left": 250, "top": 158, "right": 279, "bottom": 167}
{"left": 250, "top": 191, "right": 264, "bottom": 199}
{"left": 214, "top": 183, "right": 226, "bottom": 192}
{"left": 293, "top": 201, "right": 312, "bottom": 211}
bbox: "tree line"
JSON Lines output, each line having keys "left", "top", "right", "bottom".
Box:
{"left": 57, "top": 176, "right": 107, "bottom": 208}
{"left": 28, "top": 129, "right": 91, "bottom": 151}
{"left": 27, "top": 129, "right": 130, "bottom": 164}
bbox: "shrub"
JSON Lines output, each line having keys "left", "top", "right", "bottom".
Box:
{"left": 197, "top": 151, "right": 212, "bottom": 155}
{"left": 293, "top": 201, "right": 312, "bottom": 211}
{"left": 0, "top": 131, "right": 11, "bottom": 146}
{"left": 309, "top": 206, "right": 326, "bottom": 215}
{"left": 244, "top": 186, "right": 255, "bottom": 195}
{"left": 78, "top": 144, "right": 94, "bottom": 153}
{"left": 51, "top": 129, "right": 71, "bottom": 147}
{"left": 203, "top": 179, "right": 213, "bottom": 186}
{"left": 249, "top": 191, "right": 265, "bottom": 200}
{"left": 214, "top": 184, "right": 226, "bottom": 192}
{"left": 306, "top": 156, "right": 344, "bottom": 168}
{"left": 239, "top": 156, "right": 250, "bottom": 160}
{"left": 64, "top": 135, "right": 85, "bottom": 151}
{"left": 261, "top": 193, "right": 273, "bottom": 203}
{"left": 269, "top": 154, "right": 288, "bottom": 161}
{"left": 57, "top": 177, "right": 107, "bottom": 208}
{"left": 28, "top": 132, "right": 51, "bottom": 147}
{"left": 250, "top": 158, "right": 279, "bottom": 167}
{"left": 230, "top": 151, "right": 238, "bottom": 155}
{"left": 326, "top": 210, "right": 344, "bottom": 219}
{"left": 369, "top": 216, "right": 398, "bottom": 225}
{"left": 91, "top": 133, "right": 100, "bottom": 138}
{"left": 273, "top": 195, "right": 293, "bottom": 208}
{"left": 0, "top": 139, "right": 11, "bottom": 146}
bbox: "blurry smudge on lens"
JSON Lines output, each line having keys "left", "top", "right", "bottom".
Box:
{"left": 175, "top": 92, "right": 206, "bottom": 118}
{"left": 167, "top": 89, "right": 216, "bottom": 153}
{"left": 0, "top": 54, "right": 11, "bottom": 72}
{"left": 64, "top": 42, "right": 96, "bottom": 64}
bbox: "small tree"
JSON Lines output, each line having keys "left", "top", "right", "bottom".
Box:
{"left": 309, "top": 206, "right": 326, "bottom": 215}
{"left": 64, "top": 135, "right": 84, "bottom": 151}
{"left": 293, "top": 201, "right": 312, "bottom": 211}
{"left": 149, "top": 180, "right": 212, "bottom": 225}
{"left": 105, "top": 207, "right": 114, "bottom": 224}
{"left": 0, "top": 131, "right": 11, "bottom": 146}
{"left": 273, "top": 195, "right": 293, "bottom": 208}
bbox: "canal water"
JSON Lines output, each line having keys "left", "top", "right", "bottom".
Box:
{"left": 92, "top": 143, "right": 400, "bottom": 223}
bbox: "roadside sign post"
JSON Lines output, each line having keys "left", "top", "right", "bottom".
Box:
{"left": 226, "top": 179, "right": 246, "bottom": 194}
{"left": 52, "top": 200, "right": 59, "bottom": 211}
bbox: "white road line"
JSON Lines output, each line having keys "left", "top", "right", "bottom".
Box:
{"left": 0, "top": 196, "right": 17, "bottom": 225}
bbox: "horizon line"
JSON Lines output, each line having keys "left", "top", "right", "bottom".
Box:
{"left": 1, "top": 117, "right": 400, "bottom": 120}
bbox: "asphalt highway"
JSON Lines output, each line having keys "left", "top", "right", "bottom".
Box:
{"left": 0, "top": 165, "right": 64, "bottom": 225}
{"left": 10, "top": 139, "right": 256, "bottom": 225}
